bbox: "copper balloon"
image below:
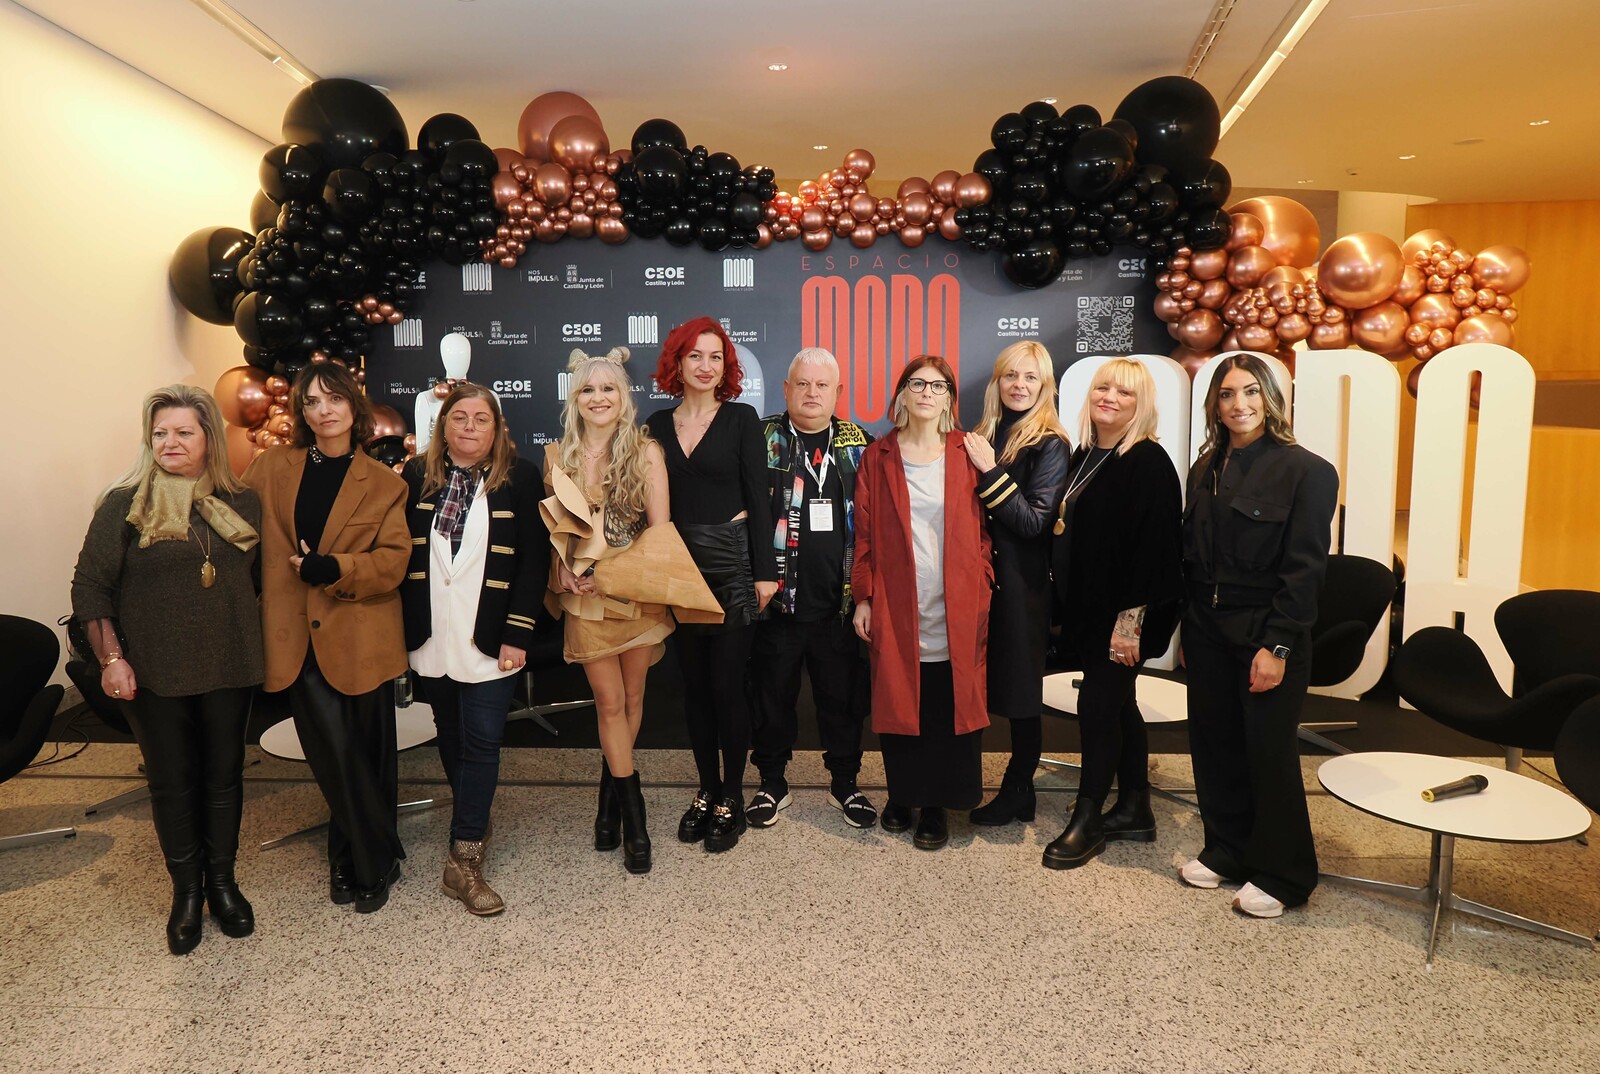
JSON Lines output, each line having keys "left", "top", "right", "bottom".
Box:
{"left": 754, "top": 224, "right": 773, "bottom": 250}
{"left": 1170, "top": 346, "right": 1216, "bottom": 379}
{"left": 901, "top": 191, "right": 934, "bottom": 227}
{"left": 1183, "top": 247, "right": 1224, "bottom": 282}
{"left": 1234, "top": 324, "right": 1275, "bottom": 352}
{"left": 548, "top": 115, "right": 609, "bottom": 174}
{"left": 900, "top": 224, "right": 926, "bottom": 248}
{"left": 930, "top": 170, "right": 960, "bottom": 204}
{"left": 596, "top": 216, "right": 629, "bottom": 244}
{"left": 214, "top": 366, "right": 271, "bottom": 427}
{"left": 1453, "top": 313, "right": 1514, "bottom": 347}
{"left": 1308, "top": 321, "right": 1351, "bottom": 350}
{"left": 953, "top": 172, "right": 991, "bottom": 208}
{"left": 800, "top": 206, "right": 828, "bottom": 232}
{"left": 938, "top": 213, "right": 963, "bottom": 241}
{"left": 492, "top": 171, "right": 523, "bottom": 211}
{"left": 849, "top": 193, "right": 877, "bottom": 222}
{"left": 1351, "top": 301, "right": 1409, "bottom": 353}
{"left": 802, "top": 229, "right": 833, "bottom": 252}
{"left": 1409, "top": 292, "right": 1460, "bottom": 332}
{"left": 1276, "top": 312, "right": 1312, "bottom": 343}
{"left": 369, "top": 404, "right": 408, "bottom": 441}
{"left": 1260, "top": 265, "right": 1305, "bottom": 290}
{"left": 1197, "top": 278, "right": 1231, "bottom": 309}
{"left": 534, "top": 163, "right": 572, "bottom": 207}
{"left": 843, "top": 148, "right": 876, "bottom": 179}
{"left": 492, "top": 147, "right": 524, "bottom": 173}
{"left": 1226, "top": 245, "right": 1276, "bottom": 289}
{"left": 517, "top": 91, "right": 602, "bottom": 163}
{"left": 1228, "top": 196, "right": 1321, "bottom": 268}
{"left": 1225, "top": 212, "right": 1264, "bottom": 253}
{"left": 1471, "top": 244, "right": 1531, "bottom": 294}
{"left": 850, "top": 223, "right": 876, "bottom": 248}
{"left": 897, "top": 177, "right": 930, "bottom": 200}
{"left": 1317, "top": 232, "right": 1405, "bottom": 309}
{"left": 1175, "top": 309, "right": 1225, "bottom": 351}
{"left": 567, "top": 212, "right": 595, "bottom": 239}
{"left": 1393, "top": 265, "right": 1426, "bottom": 307}
{"left": 1401, "top": 228, "right": 1456, "bottom": 264}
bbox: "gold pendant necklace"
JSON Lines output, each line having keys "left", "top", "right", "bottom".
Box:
{"left": 189, "top": 522, "right": 215, "bottom": 588}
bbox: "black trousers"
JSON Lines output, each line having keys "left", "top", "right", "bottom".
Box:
{"left": 749, "top": 613, "right": 868, "bottom": 787}
{"left": 123, "top": 687, "right": 253, "bottom": 871}
{"left": 288, "top": 651, "right": 404, "bottom": 889}
{"left": 674, "top": 623, "right": 755, "bottom": 802}
{"left": 1184, "top": 613, "right": 1317, "bottom": 906}
{"left": 1076, "top": 655, "right": 1148, "bottom": 803}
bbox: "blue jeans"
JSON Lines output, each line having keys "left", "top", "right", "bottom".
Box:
{"left": 418, "top": 673, "right": 518, "bottom": 842}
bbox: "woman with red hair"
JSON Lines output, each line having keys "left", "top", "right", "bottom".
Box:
{"left": 644, "top": 317, "right": 778, "bottom": 853}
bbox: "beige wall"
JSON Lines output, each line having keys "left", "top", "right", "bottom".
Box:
{"left": 0, "top": 2, "right": 269, "bottom": 676}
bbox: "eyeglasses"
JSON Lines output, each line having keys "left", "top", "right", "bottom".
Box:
{"left": 906, "top": 378, "right": 951, "bottom": 396}
{"left": 448, "top": 413, "right": 495, "bottom": 430}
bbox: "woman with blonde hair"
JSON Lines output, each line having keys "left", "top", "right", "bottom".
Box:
{"left": 399, "top": 382, "right": 548, "bottom": 915}
{"left": 964, "top": 342, "right": 1071, "bottom": 827}
{"left": 72, "top": 383, "right": 264, "bottom": 954}
{"left": 1042, "top": 357, "right": 1183, "bottom": 869}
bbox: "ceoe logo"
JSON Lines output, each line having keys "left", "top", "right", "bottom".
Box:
{"left": 493, "top": 380, "right": 532, "bottom": 392}
{"left": 563, "top": 323, "right": 602, "bottom": 335}
{"left": 997, "top": 317, "right": 1040, "bottom": 331}
{"left": 1117, "top": 258, "right": 1147, "bottom": 272}
{"left": 644, "top": 267, "right": 684, "bottom": 280}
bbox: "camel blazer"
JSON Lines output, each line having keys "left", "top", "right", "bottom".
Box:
{"left": 244, "top": 446, "right": 410, "bottom": 695}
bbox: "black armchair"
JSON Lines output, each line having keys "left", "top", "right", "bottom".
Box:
{"left": 1392, "top": 589, "right": 1600, "bottom": 771}
{"left": 1554, "top": 693, "right": 1600, "bottom": 819}
{"left": 1299, "top": 554, "right": 1398, "bottom": 752}
{"left": 1, "top": 615, "right": 76, "bottom": 850}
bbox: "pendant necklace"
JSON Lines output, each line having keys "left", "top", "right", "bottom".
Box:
{"left": 1053, "top": 443, "right": 1117, "bottom": 536}
{"left": 189, "top": 522, "right": 216, "bottom": 588}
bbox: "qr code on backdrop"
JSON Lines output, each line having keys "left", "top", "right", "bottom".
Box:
{"left": 1075, "top": 295, "right": 1137, "bottom": 354}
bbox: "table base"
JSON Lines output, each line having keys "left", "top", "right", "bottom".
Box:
{"left": 1035, "top": 757, "right": 1197, "bottom": 809}
{"left": 1322, "top": 832, "right": 1596, "bottom": 964}
{"left": 259, "top": 796, "right": 452, "bottom": 851}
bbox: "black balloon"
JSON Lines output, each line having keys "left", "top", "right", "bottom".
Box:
{"left": 281, "top": 78, "right": 407, "bottom": 169}
{"left": 1010, "top": 170, "right": 1049, "bottom": 204}
{"left": 323, "top": 168, "right": 376, "bottom": 224}
{"left": 1003, "top": 240, "right": 1064, "bottom": 288}
{"left": 1112, "top": 75, "right": 1221, "bottom": 172}
{"left": 1176, "top": 158, "right": 1232, "bottom": 209}
{"left": 632, "top": 118, "right": 688, "bottom": 155}
{"left": 973, "top": 148, "right": 1010, "bottom": 189}
{"left": 1020, "top": 100, "right": 1059, "bottom": 125}
{"left": 170, "top": 227, "right": 254, "bottom": 325}
{"left": 1061, "top": 127, "right": 1135, "bottom": 201}
{"left": 1144, "top": 182, "right": 1180, "bottom": 223}
{"left": 1105, "top": 117, "right": 1139, "bottom": 153}
{"left": 1185, "top": 207, "right": 1232, "bottom": 251}
{"left": 259, "top": 143, "right": 324, "bottom": 202}
{"left": 1057, "top": 104, "right": 1102, "bottom": 139}
{"left": 696, "top": 219, "right": 730, "bottom": 252}
{"left": 729, "top": 192, "right": 762, "bottom": 229}
{"left": 663, "top": 217, "right": 695, "bottom": 246}
{"left": 990, "top": 112, "right": 1029, "bottom": 151}
{"left": 633, "top": 145, "right": 687, "bottom": 200}
{"left": 367, "top": 435, "right": 408, "bottom": 467}
{"left": 705, "top": 152, "right": 741, "bottom": 182}
{"left": 417, "top": 113, "right": 479, "bottom": 157}
{"left": 249, "top": 189, "right": 278, "bottom": 233}
{"left": 233, "top": 291, "right": 302, "bottom": 349}
{"left": 439, "top": 139, "right": 498, "bottom": 184}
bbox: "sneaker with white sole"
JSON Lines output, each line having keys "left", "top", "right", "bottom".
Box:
{"left": 1179, "top": 858, "right": 1224, "bottom": 889}
{"left": 829, "top": 789, "right": 878, "bottom": 829}
{"left": 1232, "top": 882, "right": 1285, "bottom": 918}
{"left": 744, "top": 787, "right": 792, "bottom": 829}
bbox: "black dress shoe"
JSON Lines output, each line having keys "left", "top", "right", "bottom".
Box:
{"left": 969, "top": 777, "right": 1036, "bottom": 826}
{"left": 329, "top": 861, "right": 356, "bottom": 905}
{"left": 1043, "top": 797, "right": 1106, "bottom": 870}
{"left": 354, "top": 862, "right": 402, "bottom": 914}
{"left": 879, "top": 801, "right": 914, "bottom": 833}
{"left": 166, "top": 863, "right": 205, "bottom": 956}
{"left": 677, "top": 791, "right": 713, "bottom": 844}
{"left": 204, "top": 859, "right": 255, "bottom": 938}
{"left": 1101, "top": 787, "right": 1157, "bottom": 843}
{"left": 913, "top": 807, "right": 949, "bottom": 851}
{"left": 704, "top": 797, "right": 747, "bottom": 853}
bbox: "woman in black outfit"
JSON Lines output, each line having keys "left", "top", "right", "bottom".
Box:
{"left": 964, "top": 342, "right": 1070, "bottom": 827}
{"left": 1042, "top": 358, "right": 1183, "bottom": 870}
{"left": 1180, "top": 353, "right": 1338, "bottom": 918}
{"left": 645, "top": 317, "right": 778, "bottom": 853}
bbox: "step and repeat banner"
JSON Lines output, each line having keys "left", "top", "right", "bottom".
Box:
{"left": 366, "top": 243, "right": 1168, "bottom": 445}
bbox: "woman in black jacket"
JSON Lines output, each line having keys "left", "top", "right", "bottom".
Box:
{"left": 1180, "top": 353, "right": 1338, "bottom": 918}
{"left": 1043, "top": 358, "right": 1183, "bottom": 869}
{"left": 965, "top": 342, "right": 1070, "bottom": 827}
{"left": 400, "top": 383, "right": 548, "bottom": 916}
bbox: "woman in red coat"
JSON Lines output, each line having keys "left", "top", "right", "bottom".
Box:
{"left": 851, "top": 355, "right": 993, "bottom": 850}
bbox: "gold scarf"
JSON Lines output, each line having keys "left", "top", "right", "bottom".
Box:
{"left": 126, "top": 469, "right": 259, "bottom": 551}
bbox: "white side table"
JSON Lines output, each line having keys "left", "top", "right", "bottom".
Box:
{"left": 1318, "top": 751, "right": 1594, "bottom": 964}
{"left": 1039, "top": 672, "right": 1194, "bottom": 806}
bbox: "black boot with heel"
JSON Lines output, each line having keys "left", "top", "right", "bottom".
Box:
{"left": 614, "top": 770, "right": 652, "bottom": 874}
{"left": 1043, "top": 796, "right": 1105, "bottom": 870}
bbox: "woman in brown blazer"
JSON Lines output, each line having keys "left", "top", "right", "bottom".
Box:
{"left": 244, "top": 362, "right": 410, "bottom": 913}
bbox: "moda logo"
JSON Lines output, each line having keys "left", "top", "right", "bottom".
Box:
{"left": 461, "top": 263, "right": 493, "bottom": 292}
{"left": 556, "top": 371, "right": 574, "bottom": 402}
{"left": 392, "top": 319, "right": 423, "bottom": 348}
{"left": 561, "top": 322, "right": 603, "bottom": 343}
{"left": 627, "top": 315, "right": 659, "bottom": 346}
{"left": 722, "top": 257, "right": 755, "bottom": 289}
{"left": 644, "top": 266, "right": 686, "bottom": 288}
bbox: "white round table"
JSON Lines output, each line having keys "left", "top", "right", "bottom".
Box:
{"left": 1318, "top": 751, "right": 1593, "bottom": 964}
{"left": 1038, "top": 673, "right": 1194, "bottom": 807}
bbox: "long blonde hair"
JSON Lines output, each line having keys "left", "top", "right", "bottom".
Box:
{"left": 975, "top": 342, "right": 1069, "bottom": 463}
{"left": 1197, "top": 353, "right": 1295, "bottom": 465}
{"left": 419, "top": 382, "right": 518, "bottom": 497}
{"left": 1075, "top": 358, "right": 1161, "bottom": 455}
{"left": 558, "top": 349, "right": 654, "bottom": 521}
{"left": 99, "top": 383, "right": 243, "bottom": 506}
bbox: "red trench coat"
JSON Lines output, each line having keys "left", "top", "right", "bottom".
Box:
{"left": 850, "top": 430, "right": 993, "bottom": 736}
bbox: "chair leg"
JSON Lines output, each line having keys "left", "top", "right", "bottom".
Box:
{"left": 1505, "top": 746, "right": 1523, "bottom": 773}
{"left": 1297, "top": 726, "right": 1354, "bottom": 754}
{"left": 85, "top": 785, "right": 151, "bottom": 816}
{"left": 0, "top": 827, "right": 77, "bottom": 851}
{"left": 505, "top": 670, "right": 595, "bottom": 736}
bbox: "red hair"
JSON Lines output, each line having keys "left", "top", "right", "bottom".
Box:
{"left": 653, "top": 316, "right": 743, "bottom": 401}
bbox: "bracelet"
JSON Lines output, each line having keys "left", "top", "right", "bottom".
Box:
{"left": 101, "top": 653, "right": 124, "bottom": 669}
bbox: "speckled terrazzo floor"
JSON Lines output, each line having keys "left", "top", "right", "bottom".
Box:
{"left": 4, "top": 743, "right": 1599, "bottom": 1074}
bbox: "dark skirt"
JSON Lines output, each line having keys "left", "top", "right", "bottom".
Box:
{"left": 880, "top": 661, "right": 984, "bottom": 809}
{"left": 987, "top": 579, "right": 1052, "bottom": 719}
{"left": 679, "top": 517, "right": 757, "bottom": 632}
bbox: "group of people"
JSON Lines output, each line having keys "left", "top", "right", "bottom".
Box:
{"left": 72, "top": 317, "right": 1337, "bottom": 956}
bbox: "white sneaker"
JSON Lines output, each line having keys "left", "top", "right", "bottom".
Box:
{"left": 1232, "top": 882, "right": 1285, "bottom": 918}
{"left": 1179, "top": 858, "right": 1223, "bottom": 889}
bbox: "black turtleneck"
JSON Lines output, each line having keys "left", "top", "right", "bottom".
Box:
{"left": 295, "top": 447, "right": 354, "bottom": 585}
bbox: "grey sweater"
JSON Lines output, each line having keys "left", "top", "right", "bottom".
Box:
{"left": 71, "top": 485, "right": 265, "bottom": 697}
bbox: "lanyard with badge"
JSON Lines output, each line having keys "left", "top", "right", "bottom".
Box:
{"left": 792, "top": 420, "right": 835, "bottom": 532}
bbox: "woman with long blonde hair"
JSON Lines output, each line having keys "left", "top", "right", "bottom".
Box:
{"left": 964, "top": 342, "right": 1071, "bottom": 828}
{"left": 399, "top": 382, "right": 548, "bottom": 916}
{"left": 543, "top": 348, "right": 672, "bottom": 874}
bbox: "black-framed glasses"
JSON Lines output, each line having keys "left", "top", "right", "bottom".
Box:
{"left": 906, "top": 378, "right": 951, "bottom": 396}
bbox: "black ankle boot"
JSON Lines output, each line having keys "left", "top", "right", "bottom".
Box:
{"left": 166, "top": 862, "right": 205, "bottom": 955}
{"left": 1043, "top": 796, "right": 1105, "bottom": 870}
{"left": 204, "top": 858, "right": 255, "bottom": 938}
{"left": 1101, "top": 786, "right": 1157, "bottom": 843}
{"left": 595, "top": 761, "right": 621, "bottom": 852}
{"left": 913, "top": 807, "right": 949, "bottom": 850}
{"left": 969, "top": 775, "right": 1036, "bottom": 826}
{"left": 614, "top": 771, "right": 652, "bottom": 874}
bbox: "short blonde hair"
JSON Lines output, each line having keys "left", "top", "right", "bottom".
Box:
{"left": 99, "top": 383, "right": 243, "bottom": 505}
{"left": 1075, "top": 358, "right": 1160, "bottom": 454}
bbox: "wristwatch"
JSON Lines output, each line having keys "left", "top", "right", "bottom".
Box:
{"left": 1270, "top": 644, "right": 1291, "bottom": 660}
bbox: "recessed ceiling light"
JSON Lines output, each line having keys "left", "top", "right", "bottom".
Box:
{"left": 1041, "top": 97, "right": 1058, "bottom": 105}
{"left": 1529, "top": 119, "right": 1550, "bottom": 126}
{"left": 813, "top": 144, "right": 828, "bottom": 150}
{"left": 767, "top": 63, "right": 788, "bottom": 72}
{"left": 1296, "top": 178, "right": 1314, "bottom": 184}
{"left": 1398, "top": 154, "right": 1416, "bottom": 160}
{"left": 1454, "top": 137, "right": 1484, "bottom": 146}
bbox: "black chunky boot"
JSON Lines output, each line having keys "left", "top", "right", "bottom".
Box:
{"left": 1042, "top": 796, "right": 1106, "bottom": 870}
{"left": 204, "top": 857, "right": 255, "bottom": 938}
{"left": 614, "top": 771, "right": 652, "bottom": 875}
{"left": 595, "top": 760, "right": 621, "bottom": 852}
{"left": 166, "top": 861, "right": 205, "bottom": 955}
{"left": 1101, "top": 786, "right": 1157, "bottom": 843}
{"left": 913, "top": 807, "right": 949, "bottom": 851}
{"left": 969, "top": 775, "right": 1036, "bottom": 826}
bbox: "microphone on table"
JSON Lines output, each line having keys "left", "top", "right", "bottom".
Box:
{"left": 1420, "top": 774, "right": 1489, "bottom": 802}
